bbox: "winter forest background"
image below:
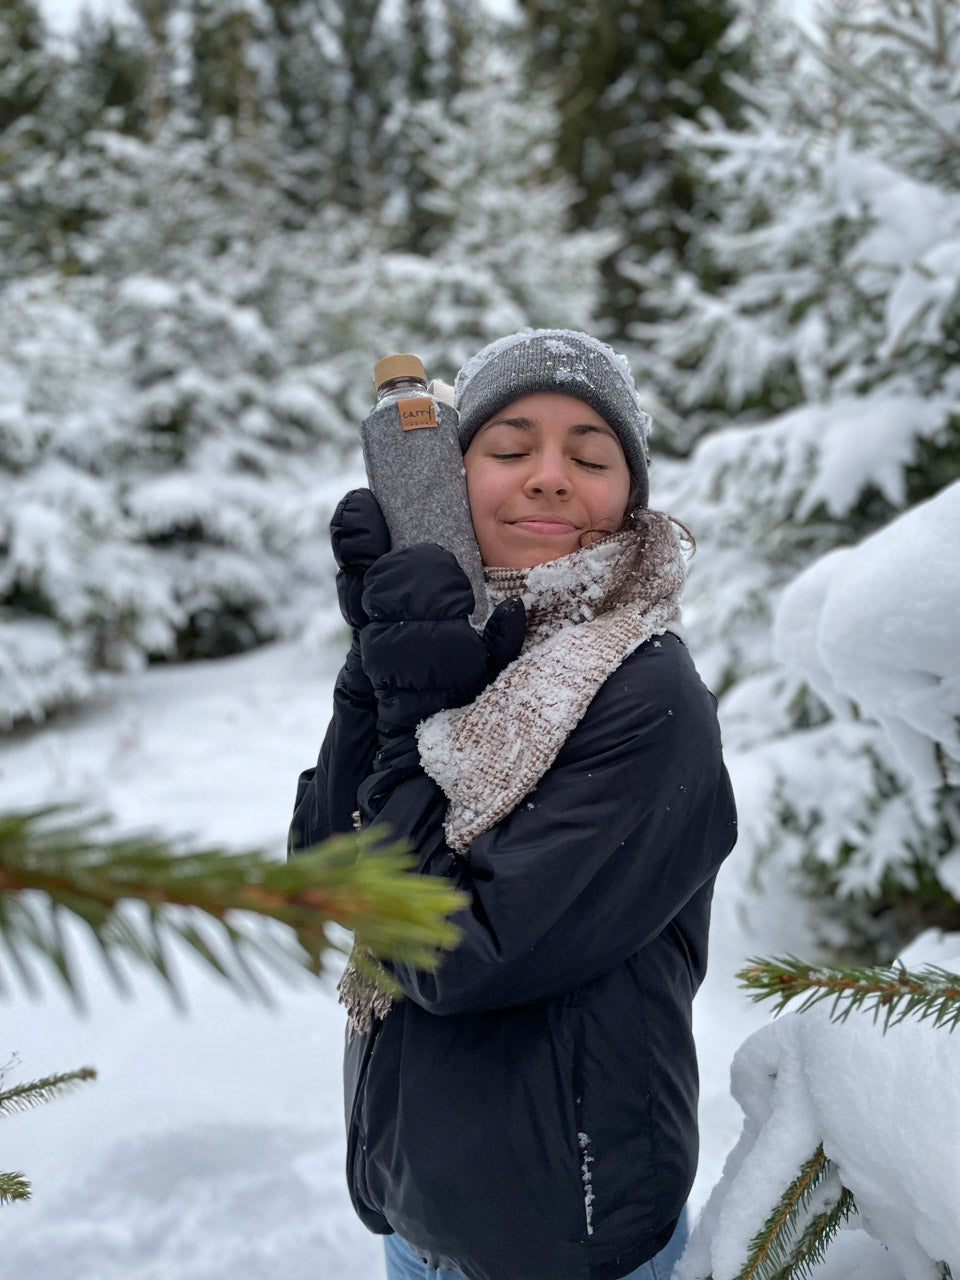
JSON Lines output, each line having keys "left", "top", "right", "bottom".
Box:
{"left": 1, "top": 0, "right": 959, "bottom": 1278}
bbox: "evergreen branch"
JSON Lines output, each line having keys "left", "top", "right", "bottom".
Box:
{"left": 0, "top": 1066, "right": 97, "bottom": 1117}
{"left": 767, "top": 1184, "right": 856, "bottom": 1280}
{"left": 833, "top": 17, "right": 946, "bottom": 63}
{"left": 800, "top": 27, "right": 960, "bottom": 158}
{"left": 737, "top": 956, "right": 960, "bottom": 1031}
{"left": 0, "top": 808, "right": 467, "bottom": 1007}
{"left": 0, "top": 1171, "right": 30, "bottom": 1204}
{"left": 734, "top": 1145, "right": 831, "bottom": 1280}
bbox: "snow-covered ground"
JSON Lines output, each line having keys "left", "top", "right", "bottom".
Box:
{"left": 0, "top": 638, "right": 786, "bottom": 1279}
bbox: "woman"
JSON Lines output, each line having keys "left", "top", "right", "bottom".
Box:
{"left": 290, "top": 329, "right": 737, "bottom": 1280}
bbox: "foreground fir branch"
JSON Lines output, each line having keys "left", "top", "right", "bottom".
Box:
{"left": 737, "top": 956, "right": 960, "bottom": 1031}
{"left": 0, "top": 1065, "right": 97, "bottom": 1203}
{"left": 0, "top": 1171, "right": 30, "bottom": 1204}
{"left": 0, "top": 808, "right": 466, "bottom": 1005}
{"left": 719, "top": 1145, "right": 855, "bottom": 1280}
{"left": 768, "top": 1182, "right": 856, "bottom": 1280}
{"left": 706, "top": 954, "right": 960, "bottom": 1280}
{"left": 0, "top": 1065, "right": 97, "bottom": 1117}
{"left": 700, "top": 1147, "right": 855, "bottom": 1280}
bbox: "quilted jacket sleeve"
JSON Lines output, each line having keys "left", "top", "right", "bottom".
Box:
{"left": 288, "top": 641, "right": 379, "bottom": 852}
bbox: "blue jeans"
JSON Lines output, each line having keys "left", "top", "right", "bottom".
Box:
{"left": 383, "top": 1207, "right": 689, "bottom": 1280}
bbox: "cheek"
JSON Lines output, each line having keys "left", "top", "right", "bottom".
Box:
{"left": 592, "top": 474, "right": 632, "bottom": 525}
{"left": 465, "top": 462, "right": 505, "bottom": 522}
{"left": 464, "top": 466, "right": 509, "bottom": 564}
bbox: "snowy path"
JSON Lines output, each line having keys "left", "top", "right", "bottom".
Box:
{"left": 0, "top": 641, "right": 783, "bottom": 1279}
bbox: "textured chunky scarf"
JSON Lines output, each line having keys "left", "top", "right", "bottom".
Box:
{"left": 338, "top": 510, "right": 686, "bottom": 1034}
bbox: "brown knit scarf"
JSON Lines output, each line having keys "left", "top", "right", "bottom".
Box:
{"left": 338, "top": 510, "right": 686, "bottom": 1034}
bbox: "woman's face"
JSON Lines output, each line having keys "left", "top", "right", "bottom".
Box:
{"left": 463, "top": 393, "right": 632, "bottom": 568}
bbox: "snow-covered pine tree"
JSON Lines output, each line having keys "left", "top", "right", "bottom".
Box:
{"left": 68, "top": 8, "right": 151, "bottom": 138}
{"left": 0, "top": 0, "right": 55, "bottom": 134}
{"left": 0, "top": 0, "right": 77, "bottom": 282}
{"left": 516, "top": 0, "right": 746, "bottom": 342}
{"left": 271, "top": 0, "right": 400, "bottom": 214}
{"left": 630, "top": 2, "right": 844, "bottom": 452}
{"left": 1, "top": 1, "right": 611, "bottom": 726}
{"left": 344, "top": 34, "right": 618, "bottom": 383}
{"left": 188, "top": 0, "right": 269, "bottom": 129}
{"left": 650, "top": 0, "right": 960, "bottom": 957}
{"left": 373, "top": 0, "right": 477, "bottom": 255}
{"left": 245, "top": 0, "right": 477, "bottom": 228}
{"left": 0, "top": 110, "right": 349, "bottom": 716}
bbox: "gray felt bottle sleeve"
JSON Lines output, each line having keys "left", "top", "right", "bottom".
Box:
{"left": 360, "top": 398, "right": 489, "bottom": 627}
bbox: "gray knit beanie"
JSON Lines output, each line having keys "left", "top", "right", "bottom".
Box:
{"left": 454, "top": 329, "right": 651, "bottom": 508}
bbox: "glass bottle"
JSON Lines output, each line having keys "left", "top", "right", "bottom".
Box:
{"left": 360, "top": 354, "right": 489, "bottom": 626}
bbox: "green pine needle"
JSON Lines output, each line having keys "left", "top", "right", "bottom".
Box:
{"left": 0, "top": 807, "right": 467, "bottom": 1007}
{"left": 767, "top": 1185, "right": 856, "bottom": 1280}
{"left": 725, "top": 950, "right": 959, "bottom": 1280}
{"left": 0, "top": 1066, "right": 97, "bottom": 1117}
{"left": 0, "top": 1170, "right": 30, "bottom": 1204}
{"left": 733, "top": 1145, "right": 833, "bottom": 1280}
{"left": 737, "top": 956, "right": 960, "bottom": 1032}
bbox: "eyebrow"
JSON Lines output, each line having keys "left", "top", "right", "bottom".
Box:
{"left": 484, "top": 416, "right": 618, "bottom": 441}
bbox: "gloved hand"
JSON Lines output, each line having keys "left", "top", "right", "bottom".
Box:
{"left": 330, "top": 488, "right": 391, "bottom": 632}
{"left": 327, "top": 487, "right": 392, "bottom": 713}
{"left": 359, "top": 543, "right": 526, "bottom": 734}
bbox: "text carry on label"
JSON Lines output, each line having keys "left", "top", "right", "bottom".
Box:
{"left": 398, "top": 397, "right": 439, "bottom": 430}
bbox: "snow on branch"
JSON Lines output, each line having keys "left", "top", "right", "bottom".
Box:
{"left": 679, "top": 939, "right": 960, "bottom": 1280}
{"left": 775, "top": 479, "right": 960, "bottom": 791}
{"left": 712, "top": 1144, "right": 855, "bottom": 1280}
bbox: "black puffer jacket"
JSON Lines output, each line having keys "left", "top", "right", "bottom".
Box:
{"left": 291, "top": 584, "right": 736, "bottom": 1280}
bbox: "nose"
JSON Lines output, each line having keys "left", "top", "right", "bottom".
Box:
{"left": 523, "top": 449, "right": 569, "bottom": 497}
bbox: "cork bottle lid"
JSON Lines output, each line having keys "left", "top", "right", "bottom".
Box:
{"left": 374, "top": 353, "right": 426, "bottom": 389}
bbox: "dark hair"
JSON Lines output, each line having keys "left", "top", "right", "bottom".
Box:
{"left": 622, "top": 507, "right": 696, "bottom": 555}
{"left": 578, "top": 483, "right": 696, "bottom": 556}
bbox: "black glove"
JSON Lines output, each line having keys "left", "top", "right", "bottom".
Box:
{"left": 359, "top": 543, "right": 526, "bottom": 734}
{"left": 309, "top": 489, "right": 392, "bottom": 833}
{"left": 330, "top": 488, "right": 391, "bottom": 631}
{"left": 326, "top": 487, "right": 392, "bottom": 712}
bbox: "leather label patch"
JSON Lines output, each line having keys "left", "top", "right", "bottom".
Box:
{"left": 398, "top": 397, "right": 438, "bottom": 430}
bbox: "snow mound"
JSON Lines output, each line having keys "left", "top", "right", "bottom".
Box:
{"left": 680, "top": 938, "right": 960, "bottom": 1280}
{"left": 775, "top": 480, "right": 960, "bottom": 789}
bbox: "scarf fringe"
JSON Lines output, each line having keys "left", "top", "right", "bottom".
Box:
{"left": 337, "top": 952, "right": 397, "bottom": 1039}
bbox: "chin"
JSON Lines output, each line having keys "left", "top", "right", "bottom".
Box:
{"left": 480, "top": 526, "right": 582, "bottom": 569}
{"left": 511, "top": 541, "right": 579, "bottom": 569}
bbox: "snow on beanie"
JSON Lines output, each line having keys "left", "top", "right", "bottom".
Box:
{"left": 454, "top": 329, "right": 652, "bottom": 508}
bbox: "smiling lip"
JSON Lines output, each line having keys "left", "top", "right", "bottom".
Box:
{"left": 509, "top": 516, "right": 578, "bottom": 536}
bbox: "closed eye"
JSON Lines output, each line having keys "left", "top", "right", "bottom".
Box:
{"left": 491, "top": 451, "right": 607, "bottom": 466}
